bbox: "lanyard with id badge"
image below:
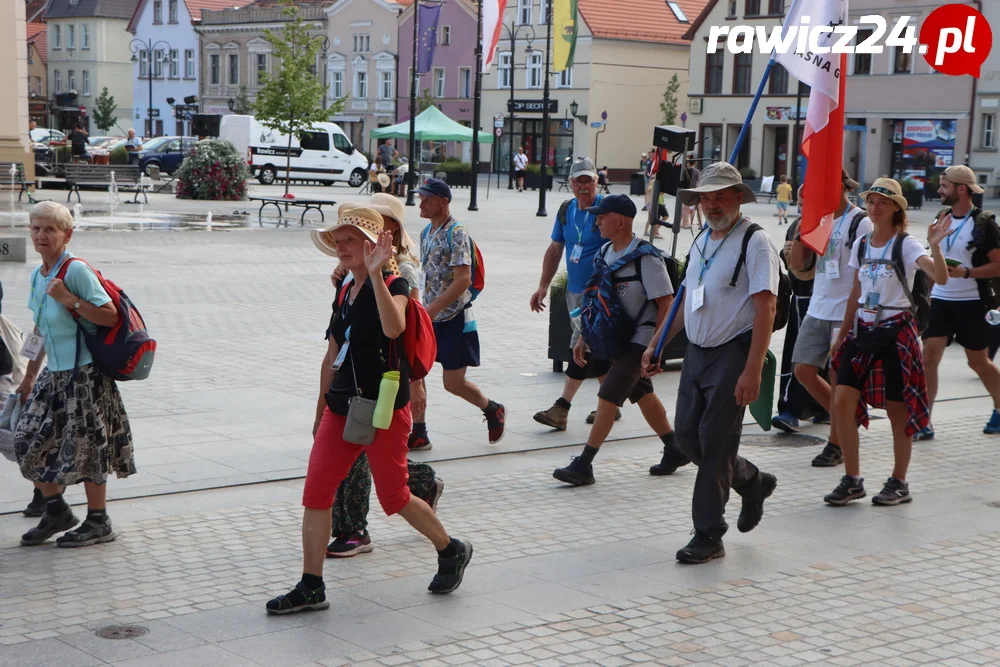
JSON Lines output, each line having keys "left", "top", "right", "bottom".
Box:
{"left": 567, "top": 204, "right": 592, "bottom": 264}
{"left": 691, "top": 219, "right": 743, "bottom": 311}
{"left": 821, "top": 209, "right": 853, "bottom": 280}
{"left": 861, "top": 237, "right": 894, "bottom": 319}
{"left": 24, "top": 252, "right": 71, "bottom": 361}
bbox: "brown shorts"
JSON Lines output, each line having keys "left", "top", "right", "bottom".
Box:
{"left": 597, "top": 343, "right": 655, "bottom": 407}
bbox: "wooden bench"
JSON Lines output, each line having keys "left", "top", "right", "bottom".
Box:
{"left": 248, "top": 195, "right": 337, "bottom": 227}
{"left": 0, "top": 162, "right": 37, "bottom": 203}
{"left": 63, "top": 164, "right": 149, "bottom": 204}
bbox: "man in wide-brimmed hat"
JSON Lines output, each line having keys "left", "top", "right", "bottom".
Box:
{"left": 642, "top": 162, "right": 780, "bottom": 565}
{"left": 783, "top": 168, "right": 872, "bottom": 470}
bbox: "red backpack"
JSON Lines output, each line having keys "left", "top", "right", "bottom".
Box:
{"left": 336, "top": 275, "right": 436, "bottom": 380}
{"left": 56, "top": 258, "right": 157, "bottom": 381}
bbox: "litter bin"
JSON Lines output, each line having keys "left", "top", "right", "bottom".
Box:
{"left": 630, "top": 171, "right": 645, "bottom": 196}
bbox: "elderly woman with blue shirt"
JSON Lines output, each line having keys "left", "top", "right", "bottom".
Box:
{"left": 16, "top": 201, "right": 135, "bottom": 548}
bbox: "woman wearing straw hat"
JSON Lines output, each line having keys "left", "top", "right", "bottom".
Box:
{"left": 824, "top": 178, "right": 950, "bottom": 507}
{"left": 318, "top": 195, "right": 444, "bottom": 559}
{"left": 267, "top": 206, "right": 472, "bottom": 614}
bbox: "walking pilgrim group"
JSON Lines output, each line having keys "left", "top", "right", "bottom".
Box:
{"left": 7, "top": 156, "right": 1000, "bottom": 615}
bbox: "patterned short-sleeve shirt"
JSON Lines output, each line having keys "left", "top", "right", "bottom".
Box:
{"left": 420, "top": 218, "right": 472, "bottom": 322}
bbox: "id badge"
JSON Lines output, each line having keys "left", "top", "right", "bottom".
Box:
{"left": 22, "top": 333, "right": 44, "bottom": 361}
{"left": 863, "top": 292, "right": 880, "bottom": 312}
{"left": 332, "top": 341, "right": 349, "bottom": 370}
{"left": 691, "top": 285, "right": 705, "bottom": 311}
{"left": 569, "top": 244, "right": 583, "bottom": 264}
{"left": 825, "top": 260, "right": 840, "bottom": 280}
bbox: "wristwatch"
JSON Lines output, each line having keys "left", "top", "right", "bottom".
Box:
{"left": 72, "top": 300, "right": 81, "bottom": 310}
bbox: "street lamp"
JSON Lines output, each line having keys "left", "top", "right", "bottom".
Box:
{"left": 536, "top": 1, "right": 552, "bottom": 217}
{"left": 500, "top": 22, "right": 535, "bottom": 190}
{"left": 130, "top": 37, "right": 173, "bottom": 140}
{"left": 569, "top": 100, "right": 587, "bottom": 125}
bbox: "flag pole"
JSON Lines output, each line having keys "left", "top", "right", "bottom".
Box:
{"left": 405, "top": 1, "right": 420, "bottom": 207}
{"left": 469, "top": 0, "right": 484, "bottom": 211}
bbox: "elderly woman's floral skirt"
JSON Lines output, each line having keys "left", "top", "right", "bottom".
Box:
{"left": 15, "top": 364, "right": 135, "bottom": 486}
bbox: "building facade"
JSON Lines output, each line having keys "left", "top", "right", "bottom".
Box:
{"left": 196, "top": 0, "right": 327, "bottom": 116}
{"left": 3, "top": 0, "right": 33, "bottom": 180}
{"left": 325, "top": 0, "right": 401, "bottom": 149}
{"left": 45, "top": 0, "right": 141, "bottom": 134}
{"left": 685, "top": 0, "right": 976, "bottom": 191}
{"left": 968, "top": 0, "right": 1000, "bottom": 195}
{"left": 27, "top": 23, "right": 48, "bottom": 126}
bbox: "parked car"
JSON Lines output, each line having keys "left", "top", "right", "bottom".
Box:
{"left": 30, "top": 128, "right": 67, "bottom": 145}
{"left": 89, "top": 136, "right": 122, "bottom": 148}
{"left": 137, "top": 136, "right": 198, "bottom": 176}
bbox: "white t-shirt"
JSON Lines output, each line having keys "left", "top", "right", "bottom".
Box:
{"left": 682, "top": 218, "right": 780, "bottom": 348}
{"left": 848, "top": 234, "right": 928, "bottom": 323}
{"left": 931, "top": 211, "right": 979, "bottom": 301}
{"left": 807, "top": 208, "right": 873, "bottom": 321}
{"left": 514, "top": 153, "right": 528, "bottom": 171}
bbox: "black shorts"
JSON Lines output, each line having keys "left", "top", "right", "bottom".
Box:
{"left": 922, "top": 298, "right": 988, "bottom": 351}
{"left": 835, "top": 337, "right": 904, "bottom": 402}
{"left": 596, "top": 343, "right": 655, "bottom": 407}
{"left": 565, "top": 353, "right": 612, "bottom": 381}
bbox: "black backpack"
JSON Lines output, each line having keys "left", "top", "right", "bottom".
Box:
{"left": 855, "top": 232, "right": 932, "bottom": 333}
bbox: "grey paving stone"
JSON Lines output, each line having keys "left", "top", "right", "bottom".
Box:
{"left": 0, "top": 637, "right": 103, "bottom": 667}
{"left": 162, "top": 603, "right": 306, "bottom": 643}
{"left": 403, "top": 597, "right": 526, "bottom": 633}
{"left": 58, "top": 629, "right": 160, "bottom": 663}
{"left": 321, "top": 610, "right": 454, "bottom": 649}
{"left": 110, "top": 643, "right": 255, "bottom": 667}
{"left": 484, "top": 583, "right": 606, "bottom": 617}
{"left": 218, "top": 626, "right": 358, "bottom": 667}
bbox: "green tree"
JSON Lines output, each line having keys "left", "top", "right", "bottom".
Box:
{"left": 232, "top": 85, "right": 253, "bottom": 115}
{"left": 93, "top": 87, "right": 118, "bottom": 132}
{"left": 417, "top": 88, "right": 435, "bottom": 112}
{"left": 253, "top": 0, "right": 345, "bottom": 194}
{"left": 660, "top": 73, "right": 681, "bottom": 126}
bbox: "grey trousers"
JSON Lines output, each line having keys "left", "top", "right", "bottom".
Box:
{"left": 674, "top": 334, "right": 760, "bottom": 536}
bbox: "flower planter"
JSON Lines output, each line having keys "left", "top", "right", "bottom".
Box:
{"left": 904, "top": 191, "right": 923, "bottom": 210}
{"left": 438, "top": 171, "right": 473, "bottom": 188}
{"left": 525, "top": 173, "right": 554, "bottom": 191}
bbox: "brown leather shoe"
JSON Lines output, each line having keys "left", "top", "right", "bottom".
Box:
{"left": 533, "top": 402, "right": 569, "bottom": 431}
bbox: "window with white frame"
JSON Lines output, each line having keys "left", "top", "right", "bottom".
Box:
{"left": 68, "top": 69, "right": 75, "bottom": 91}
{"left": 434, "top": 68, "right": 445, "bottom": 97}
{"left": 139, "top": 50, "right": 149, "bottom": 78}
{"left": 53, "top": 25, "right": 60, "bottom": 49}
{"left": 557, "top": 66, "right": 572, "bottom": 88}
{"left": 380, "top": 70, "right": 393, "bottom": 99}
{"left": 256, "top": 53, "right": 268, "bottom": 85}
{"left": 331, "top": 70, "right": 344, "bottom": 98}
{"left": 228, "top": 53, "right": 239, "bottom": 85}
{"left": 153, "top": 0, "right": 162, "bottom": 23}
{"left": 169, "top": 49, "right": 178, "bottom": 78}
{"left": 209, "top": 53, "right": 220, "bottom": 84}
{"left": 527, "top": 51, "right": 542, "bottom": 88}
{"left": 67, "top": 24, "right": 75, "bottom": 48}
{"left": 983, "top": 113, "right": 997, "bottom": 149}
{"left": 441, "top": 26, "right": 451, "bottom": 45}
{"left": 539, "top": 0, "right": 550, "bottom": 23}
{"left": 459, "top": 67, "right": 471, "bottom": 98}
{"left": 185, "top": 49, "right": 195, "bottom": 78}
{"left": 81, "top": 24, "right": 89, "bottom": 49}
{"left": 54, "top": 70, "right": 61, "bottom": 92}
{"left": 497, "top": 51, "right": 511, "bottom": 89}
{"left": 82, "top": 70, "right": 90, "bottom": 96}
{"left": 154, "top": 50, "right": 164, "bottom": 78}
{"left": 353, "top": 33, "right": 370, "bottom": 52}
{"left": 355, "top": 71, "right": 368, "bottom": 98}
{"left": 168, "top": 0, "right": 178, "bottom": 23}
{"left": 517, "top": 0, "right": 531, "bottom": 25}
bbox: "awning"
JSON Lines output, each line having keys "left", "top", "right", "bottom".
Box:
{"left": 370, "top": 105, "right": 493, "bottom": 143}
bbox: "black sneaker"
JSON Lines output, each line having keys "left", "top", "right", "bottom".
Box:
{"left": 553, "top": 456, "right": 595, "bottom": 486}
{"left": 676, "top": 531, "right": 725, "bottom": 564}
{"left": 824, "top": 476, "right": 866, "bottom": 506}
{"left": 737, "top": 472, "right": 777, "bottom": 533}
{"left": 326, "top": 531, "right": 374, "bottom": 558}
{"left": 428, "top": 540, "right": 473, "bottom": 594}
{"left": 22, "top": 489, "right": 45, "bottom": 518}
{"left": 812, "top": 443, "right": 844, "bottom": 467}
{"left": 649, "top": 446, "right": 690, "bottom": 476}
{"left": 421, "top": 478, "right": 445, "bottom": 512}
{"left": 266, "top": 581, "right": 330, "bottom": 615}
{"left": 56, "top": 518, "right": 116, "bottom": 548}
{"left": 585, "top": 408, "right": 622, "bottom": 424}
{"left": 408, "top": 433, "right": 433, "bottom": 452}
{"left": 872, "top": 477, "right": 912, "bottom": 506}
{"left": 20, "top": 510, "right": 79, "bottom": 546}
{"left": 484, "top": 403, "right": 506, "bottom": 444}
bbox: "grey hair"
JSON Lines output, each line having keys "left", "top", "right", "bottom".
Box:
{"left": 29, "top": 201, "right": 74, "bottom": 231}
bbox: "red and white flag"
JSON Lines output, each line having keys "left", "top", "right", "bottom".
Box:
{"left": 774, "top": 0, "right": 849, "bottom": 255}
{"left": 482, "top": 0, "right": 509, "bottom": 73}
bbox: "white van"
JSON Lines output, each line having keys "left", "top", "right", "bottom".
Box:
{"left": 218, "top": 115, "right": 368, "bottom": 187}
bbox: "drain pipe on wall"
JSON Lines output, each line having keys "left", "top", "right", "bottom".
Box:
{"left": 966, "top": 0, "right": 982, "bottom": 165}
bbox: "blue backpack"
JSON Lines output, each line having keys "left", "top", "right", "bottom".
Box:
{"left": 579, "top": 240, "right": 663, "bottom": 360}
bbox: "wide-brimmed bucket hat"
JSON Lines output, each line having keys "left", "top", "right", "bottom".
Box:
{"left": 368, "top": 193, "right": 418, "bottom": 261}
{"left": 311, "top": 206, "right": 385, "bottom": 258}
{"left": 860, "top": 177, "right": 908, "bottom": 211}
{"left": 678, "top": 162, "right": 756, "bottom": 206}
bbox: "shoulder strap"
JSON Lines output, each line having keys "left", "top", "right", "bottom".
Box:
{"left": 446, "top": 223, "right": 468, "bottom": 252}
{"left": 557, "top": 199, "right": 572, "bottom": 225}
{"left": 336, "top": 279, "right": 354, "bottom": 307}
{"left": 856, "top": 233, "right": 869, "bottom": 266}
{"left": 55, "top": 256, "right": 81, "bottom": 282}
{"left": 891, "top": 233, "right": 918, "bottom": 312}
{"left": 730, "top": 222, "right": 763, "bottom": 287}
{"left": 845, "top": 208, "right": 867, "bottom": 248}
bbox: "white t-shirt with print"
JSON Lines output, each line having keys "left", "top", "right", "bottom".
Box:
{"left": 848, "top": 234, "right": 928, "bottom": 323}
{"left": 807, "top": 208, "right": 873, "bottom": 321}
{"left": 931, "top": 211, "right": 979, "bottom": 301}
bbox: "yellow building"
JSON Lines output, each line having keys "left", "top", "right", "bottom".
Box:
{"left": 1, "top": 0, "right": 33, "bottom": 181}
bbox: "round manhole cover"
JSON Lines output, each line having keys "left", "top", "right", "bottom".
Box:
{"left": 96, "top": 625, "right": 149, "bottom": 640}
{"left": 985, "top": 501, "right": 1000, "bottom": 509}
{"left": 741, "top": 433, "right": 826, "bottom": 448}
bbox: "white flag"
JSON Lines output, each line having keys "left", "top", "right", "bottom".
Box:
{"left": 482, "top": 0, "right": 509, "bottom": 73}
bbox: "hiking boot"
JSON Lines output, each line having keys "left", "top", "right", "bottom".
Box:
{"left": 811, "top": 442, "right": 844, "bottom": 467}
{"left": 22, "top": 489, "right": 45, "bottom": 518}
{"left": 676, "top": 531, "right": 725, "bottom": 564}
{"left": 872, "top": 477, "right": 912, "bottom": 506}
{"left": 422, "top": 478, "right": 445, "bottom": 512}
{"left": 484, "top": 402, "right": 506, "bottom": 444}
{"left": 649, "top": 446, "right": 690, "bottom": 476}
{"left": 20, "top": 509, "right": 79, "bottom": 546}
{"left": 266, "top": 581, "right": 330, "bottom": 615}
{"left": 771, "top": 412, "right": 800, "bottom": 433}
{"left": 913, "top": 425, "right": 935, "bottom": 441}
{"left": 326, "top": 531, "right": 374, "bottom": 558}
{"left": 737, "top": 472, "right": 777, "bottom": 533}
{"left": 56, "top": 518, "right": 116, "bottom": 548}
{"left": 985, "top": 411, "right": 1000, "bottom": 435}
{"left": 553, "top": 456, "right": 595, "bottom": 486}
{"left": 585, "top": 408, "right": 622, "bottom": 424}
{"left": 533, "top": 402, "right": 569, "bottom": 431}
{"left": 428, "top": 540, "right": 473, "bottom": 594}
{"left": 408, "top": 433, "right": 433, "bottom": 452}
{"left": 824, "top": 476, "right": 866, "bottom": 506}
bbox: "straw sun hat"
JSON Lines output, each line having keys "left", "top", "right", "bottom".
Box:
{"left": 860, "top": 177, "right": 908, "bottom": 211}
{"left": 311, "top": 206, "right": 384, "bottom": 258}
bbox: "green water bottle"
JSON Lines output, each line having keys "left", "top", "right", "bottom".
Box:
{"left": 372, "top": 370, "right": 400, "bottom": 429}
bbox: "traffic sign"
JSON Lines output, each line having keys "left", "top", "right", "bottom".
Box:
{"left": 494, "top": 119, "right": 504, "bottom": 129}
{"left": 495, "top": 127, "right": 503, "bottom": 137}
{"left": 591, "top": 121, "right": 605, "bottom": 128}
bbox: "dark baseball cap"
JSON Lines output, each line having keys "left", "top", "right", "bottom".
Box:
{"left": 585, "top": 193, "right": 637, "bottom": 219}
{"left": 415, "top": 178, "right": 452, "bottom": 202}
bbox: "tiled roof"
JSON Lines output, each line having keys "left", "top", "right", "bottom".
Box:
{"left": 26, "top": 23, "right": 47, "bottom": 64}
{"left": 185, "top": 0, "right": 253, "bottom": 20}
{"left": 577, "top": 0, "right": 708, "bottom": 45}
{"left": 44, "top": 0, "right": 141, "bottom": 19}
{"left": 245, "top": 0, "right": 333, "bottom": 7}
{"left": 26, "top": 0, "right": 48, "bottom": 22}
